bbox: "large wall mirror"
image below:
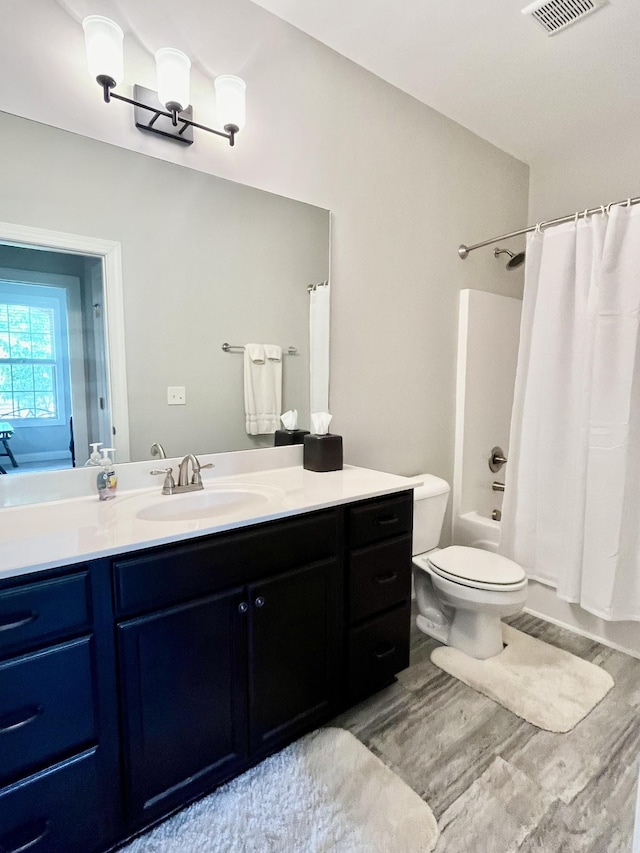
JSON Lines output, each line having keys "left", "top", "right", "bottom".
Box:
{"left": 0, "top": 112, "right": 330, "bottom": 477}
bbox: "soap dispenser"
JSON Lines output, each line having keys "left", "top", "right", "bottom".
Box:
{"left": 84, "top": 442, "right": 103, "bottom": 466}
{"left": 96, "top": 448, "right": 118, "bottom": 501}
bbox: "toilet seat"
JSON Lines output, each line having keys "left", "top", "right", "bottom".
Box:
{"left": 422, "top": 545, "right": 526, "bottom": 592}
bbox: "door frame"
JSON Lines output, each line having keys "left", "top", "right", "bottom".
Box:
{"left": 0, "top": 220, "right": 130, "bottom": 462}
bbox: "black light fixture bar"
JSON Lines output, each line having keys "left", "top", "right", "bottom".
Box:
{"left": 98, "top": 77, "right": 238, "bottom": 147}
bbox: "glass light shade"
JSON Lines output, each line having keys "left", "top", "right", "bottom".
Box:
{"left": 82, "top": 16, "right": 124, "bottom": 85}
{"left": 214, "top": 75, "right": 246, "bottom": 130}
{"left": 155, "top": 48, "right": 191, "bottom": 112}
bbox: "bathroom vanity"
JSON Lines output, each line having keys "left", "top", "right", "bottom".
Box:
{"left": 0, "top": 462, "right": 413, "bottom": 852}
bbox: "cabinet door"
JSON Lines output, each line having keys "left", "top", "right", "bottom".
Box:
{"left": 248, "top": 559, "right": 342, "bottom": 754}
{"left": 117, "top": 587, "right": 248, "bottom": 825}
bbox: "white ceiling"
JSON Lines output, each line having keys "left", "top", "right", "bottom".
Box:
{"left": 250, "top": 0, "right": 640, "bottom": 165}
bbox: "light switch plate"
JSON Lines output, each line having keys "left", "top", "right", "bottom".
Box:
{"left": 167, "top": 386, "right": 186, "bottom": 405}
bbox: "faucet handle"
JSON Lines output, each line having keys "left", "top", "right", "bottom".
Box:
{"left": 191, "top": 461, "right": 214, "bottom": 486}
{"left": 150, "top": 467, "right": 176, "bottom": 494}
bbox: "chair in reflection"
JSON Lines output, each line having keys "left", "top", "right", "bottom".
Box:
{"left": 0, "top": 420, "right": 17, "bottom": 472}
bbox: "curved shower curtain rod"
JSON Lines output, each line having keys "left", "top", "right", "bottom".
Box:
{"left": 458, "top": 194, "right": 640, "bottom": 260}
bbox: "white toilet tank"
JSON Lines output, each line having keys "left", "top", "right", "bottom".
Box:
{"left": 412, "top": 474, "right": 450, "bottom": 556}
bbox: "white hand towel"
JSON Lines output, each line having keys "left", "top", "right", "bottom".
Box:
{"left": 244, "top": 343, "right": 282, "bottom": 435}
{"left": 245, "top": 343, "right": 265, "bottom": 363}
{"left": 264, "top": 344, "right": 282, "bottom": 362}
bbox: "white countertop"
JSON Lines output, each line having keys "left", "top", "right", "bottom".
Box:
{"left": 0, "top": 464, "right": 416, "bottom": 581}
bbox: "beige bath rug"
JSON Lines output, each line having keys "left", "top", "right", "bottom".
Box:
{"left": 431, "top": 624, "right": 614, "bottom": 732}
{"left": 122, "top": 727, "right": 439, "bottom": 853}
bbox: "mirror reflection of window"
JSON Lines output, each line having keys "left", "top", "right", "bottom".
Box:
{"left": 0, "top": 283, "right": 67, "bottom": 425}
{"left": 0, "top": 251, "right": 110, "bottom": 474}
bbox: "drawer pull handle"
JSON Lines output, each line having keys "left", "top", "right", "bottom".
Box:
{"left": 0, "top": 705, "right": 44, "bottom": 735}
{"left": 255, "top": 596, "right": 265, "bottom": 608}
{"left": 374, "top": 515, "right": 399, "bottom": 527}
{"left": 2, "top": 818, "right": 52, "bottom": 853}
{"left": 373, "top": 643, "right": 396, "bottom": 660}
{"left": 0, "top": 611, "right": 38, "bottom": 633}
{"left": 374, "top": 571, "right": 398, "bottom": 585}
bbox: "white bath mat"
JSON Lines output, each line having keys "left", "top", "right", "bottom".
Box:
{"left": 122, "top": 727, "right": 439, "bottom": 853}
{"left": 431, "top": 624, "right": 614, "bottom": 733}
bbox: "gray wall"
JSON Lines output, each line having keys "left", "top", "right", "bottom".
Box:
{"left": 529, "top": 136, "right": 637, "bottom": 221}
{"left": 0, "top": 114, "right": 329, "bottom": 461}
{"left": 0, "top": 0, "right": 529, "bottom": 483}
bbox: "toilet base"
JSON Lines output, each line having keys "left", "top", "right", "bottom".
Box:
{"left": 448, "top": 609, "right": 505, "bottom": 660}
{"left": 416, "top": 613, "right": 449, "bottom": 645}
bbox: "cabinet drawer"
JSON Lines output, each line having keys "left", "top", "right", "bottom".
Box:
{"left": 349, "top": 536, "right": 411, "bottom": 623}
{"left": 0, "top": 637, "right": 97, "bottom": 787}
{"left": 0, "top": 750, "right": 107, "bottom": 853}
{"left": 347, "top": 602, "right": 411, "bottom": 699}
{"left": 114, "top": 510, "right": 339, "bottom": 616}
{"left": 348, "top": 492, "right": 413, "bottom": 549}
{"left": 0, "top": 573, "right": 91, "bottom": 658}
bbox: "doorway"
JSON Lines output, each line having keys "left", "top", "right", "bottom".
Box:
{"left": 0, "top": 245, "right": 111, "bottom": 473}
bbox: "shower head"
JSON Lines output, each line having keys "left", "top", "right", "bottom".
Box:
{"left": 494, "top": 247, "right": 526, "bottom": 270}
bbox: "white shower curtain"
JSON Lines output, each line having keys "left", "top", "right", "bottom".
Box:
{"left": 309, "top": 283, "right": 330, "bottom": 414}
{"left": 500, "top": 203, "right": 640, "bottom": 621}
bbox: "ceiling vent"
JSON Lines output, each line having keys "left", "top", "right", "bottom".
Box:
{"left": 521, "top": 0, "right": 609, "bottom": 35}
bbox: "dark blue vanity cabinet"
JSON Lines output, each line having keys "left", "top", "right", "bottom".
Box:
{"left": 0, "top": 564, "right": 122, "bottom": 853}
{"left": 113, "top": 508, "right": 343, "bottom": 829}
{"left": 0, "top": 491, "right": 412, "bottom": 852}
{"left": 346, "top": 492, "right": 414, "bottom": 699}
{"left": 117, "top": 586, "right": 249, "bottom": 825}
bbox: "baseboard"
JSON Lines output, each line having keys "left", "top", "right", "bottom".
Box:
{"left": 523, "top": 605, "right": 640, "bottom": 661}
{"left": 14, "top": 451, "right": 71, "bottom": 464}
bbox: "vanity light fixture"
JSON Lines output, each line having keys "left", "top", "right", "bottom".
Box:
{"left": 82, "top": 15, "right": 246, "bottom": 147}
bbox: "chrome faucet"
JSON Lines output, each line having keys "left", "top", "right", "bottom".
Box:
{"left": 150, "top": 442, "right": 167, "bottom": 459}
{"left": 178, "top": 453, "right": 200, "bottom": 487}
{"left": 150, "top": 454, "right": 214, "bottom": 494}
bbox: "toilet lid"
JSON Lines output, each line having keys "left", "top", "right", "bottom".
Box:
{"left": 428, "top": 546, "right": 526, "bottom": 587}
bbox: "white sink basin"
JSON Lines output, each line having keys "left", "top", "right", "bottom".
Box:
{"left": 135, "top": 483, "right": 284, "bottom": 522}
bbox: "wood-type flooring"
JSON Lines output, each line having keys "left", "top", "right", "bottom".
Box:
{"left": 332, "top": 609, "right": 640, "bottom": 852}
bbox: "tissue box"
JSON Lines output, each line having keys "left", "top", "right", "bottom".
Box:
{"left": 274, "top": 428, "right": 310, "bottom": 447}
{"left": 303, "top": 433, "right": 343, "bottom": 472}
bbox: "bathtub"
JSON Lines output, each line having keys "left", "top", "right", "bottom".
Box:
{"left": 453, "top": 510, "right": 499, "bottom": 553}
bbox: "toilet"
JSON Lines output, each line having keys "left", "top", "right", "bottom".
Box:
{"left": 412, "top": 474, "right": 528, "bottom": 660}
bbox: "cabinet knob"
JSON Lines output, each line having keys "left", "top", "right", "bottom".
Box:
{"left": 255, "top": 596, "right": 265, "bottom": 608}
{"left": 238, "top": 602, "right": 248, "bottom": 614}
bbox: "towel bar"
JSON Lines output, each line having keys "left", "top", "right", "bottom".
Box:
{"left": 222, "top": 343, "right": 298, "bottom": 355}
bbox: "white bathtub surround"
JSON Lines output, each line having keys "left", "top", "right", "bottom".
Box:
{"left": 454, "top": 511, "right": 500, "bottom": 553}
{"left": 501, "top": 204, "right": 640, "bottom": 623}
{"left": 431, "top": 624, "right": 614, "bottom": 733}
{"left": 121, "top": 727, "right": 438, "bottom": 853}
{"left": 453, "top": 290, "right": 521, "bottom": 536}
